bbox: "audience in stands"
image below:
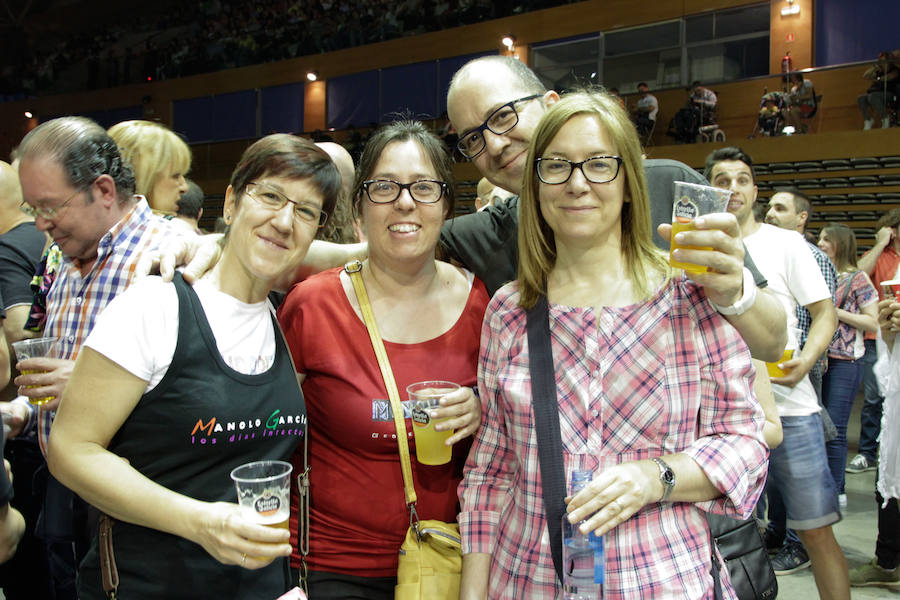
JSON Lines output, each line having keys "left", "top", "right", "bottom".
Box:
{"left": 858, "top": 50, "right": 899, "bottom": 130}
{"left": 1, "top": 0, "right": 570, "bottom": 98}
{"left": 785, "top": 72, "right": 818, "bottom": 133}
{"left": 632, "top": 81, "right": 658, "bottom": 139}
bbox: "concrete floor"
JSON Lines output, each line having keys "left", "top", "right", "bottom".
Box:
{"left": 772, "top": 396, "right": 900, "bottom": 599}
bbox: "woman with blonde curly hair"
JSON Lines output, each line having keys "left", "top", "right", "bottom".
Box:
{"left": 108, "top": 120, "right": 191, "bottom": 213}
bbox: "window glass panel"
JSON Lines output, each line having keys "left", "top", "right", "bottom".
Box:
{"left": 689, "top": 37, "right": 769, "bottom": 83}
{"left": 604, "top": 49, "right": 681, "bottom": 92}
{"left": 532, "top": 38, "right": 600, "bottom": 90}
{"left": 715, "top": 4, "right": 770, "bottom": 38}
{"left": 686, "top": 14, "right": 714, "bottom": 43}
{"left": 605, "top": 22, "right": 679, "bottom": 55}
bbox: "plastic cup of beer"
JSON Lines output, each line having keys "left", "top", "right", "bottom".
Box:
{"left": 669, "top": 181, "right": 733, "bottom": 274}
{"left": 407, "top": 381, "right": 460, "bottom": 466}
{"left": 766, "top": 327, "right": 800, "bottom": 379}
{"left": 11, "top": 337, "right": 57, "bottom": 405}
{"left": 230, "top": 460, "right": 292, "bottom": 531}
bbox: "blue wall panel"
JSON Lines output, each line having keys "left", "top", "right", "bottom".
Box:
{"left": 327, "top": 71, "right": 379, "bottom": 129}
{"left": 173, "top": 96, "right": 214, "bottom": 143}
{"left": 815, "top": 0, "right": 900, "bottom": 66}
{"left": 212, "top": 89, "right": 257, "bottom": 141}
{"left": 260, "top": 82, "right": 305, "bottom": 134}
{"left": 380, "top": 61, "right": 438, "bottom": 122}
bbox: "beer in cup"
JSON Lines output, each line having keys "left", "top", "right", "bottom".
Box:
{"left": 669, "top": 182, "right": 732, "bottom": 274}
{"left": 11, "top": 337, "right": 57, "bottom": 405}
{"left": 766, "top": 327, "right": 801, "bottom": 379}
{"left": 230, "top": 460, "right": 292, "bottom": 530}
{"left": 407, "top": 381, "right": 460, "bottom": 466}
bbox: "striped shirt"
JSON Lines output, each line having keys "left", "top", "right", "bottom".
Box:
{"left": 38, "top": 198, "right": 175, "bottom": 454}
{"left": 459, "top": 276, "right": 768, "bottom": 599}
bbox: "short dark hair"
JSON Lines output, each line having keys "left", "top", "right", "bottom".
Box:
{"left": 18, "top": 116, "right": 136, "bottom": 203}
{"left": 773, "top": 185, "right": 812, "bottom": 229}
{"left": 229, "top": 134, "right": 341, "bottom": 221}
{"left": 637, "top": 82, "right": 649, "bottom": 89}
{"left": 177, "top": 179, "right": 204, "bottom": 219}
{"left": 352, "top": 120, "right": 455, "bottom": 220}
{"left": 704, "top": 146, "right": 756, "bottom": 183}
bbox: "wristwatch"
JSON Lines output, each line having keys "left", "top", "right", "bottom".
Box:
{"left": 708, "top": 267, "right": 758, "bottom": 316}
{"left": 651, "top": 457, "right": 676, "bottom": 502}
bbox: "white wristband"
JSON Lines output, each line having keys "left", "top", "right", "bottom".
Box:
{"left": 709, "top": 267, "right": 758, "bottom": 316}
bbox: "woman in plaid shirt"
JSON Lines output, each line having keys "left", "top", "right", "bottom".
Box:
{"left": 458, "top": 92, "right": 769, "bottom": 599}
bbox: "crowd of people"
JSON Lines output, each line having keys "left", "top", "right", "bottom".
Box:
{"left": 0, "top": 54, "right": 896, "bottom": 600}
{"left": 1, "top": 0, "right": 570, "bottom": 98}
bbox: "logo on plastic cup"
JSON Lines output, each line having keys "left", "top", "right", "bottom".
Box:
{"left": 673, "top": 196, "right": 699, "bottom": 223}
{"left": 411, "top": 405, "right": 431, "bottom": 428}
{"left": 254, "top": 492, "right": 282, "bottom": 516}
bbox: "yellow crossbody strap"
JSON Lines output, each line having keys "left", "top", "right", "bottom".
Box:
{"left": 344, "top": 260, "right": 418, "bottom": 507}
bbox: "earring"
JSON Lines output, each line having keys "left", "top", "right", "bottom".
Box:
{"left": 224, "top": 213, "right": 232, "bottom": 224}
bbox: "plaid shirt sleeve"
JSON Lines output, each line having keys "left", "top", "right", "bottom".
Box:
{"left": 679, "top": 281, "right": 769, "bottom": 518}
{"left": 458, "top": 290, "right": 518, "bottom": 555}
{"left": 797, "top": 243, "right": 838, "bottom": 348}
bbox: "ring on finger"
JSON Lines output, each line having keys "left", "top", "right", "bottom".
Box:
{"left": 241, "top": 553, "right": 247, "bottom": 567}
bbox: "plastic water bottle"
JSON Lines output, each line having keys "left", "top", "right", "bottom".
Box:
{"left": 563, "top": 469, "right": 603, "bottom": 600}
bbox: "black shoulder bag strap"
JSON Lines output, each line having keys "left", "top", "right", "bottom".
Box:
{"left": 526, "top": 294, "right": 567, "bottom": 584}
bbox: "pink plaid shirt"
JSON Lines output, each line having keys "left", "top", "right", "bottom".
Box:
{"left": 459, "top": 275, "right": 768, "bottom": 599}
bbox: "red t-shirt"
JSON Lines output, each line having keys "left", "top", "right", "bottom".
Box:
{"left": 864, "top": 245, "right": 900, "bottom": 340}
{"left": 278, "top": 267, "right": 489, "bottom": 577}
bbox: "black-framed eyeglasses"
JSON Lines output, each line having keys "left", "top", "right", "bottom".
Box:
{"left": 245, "top": 182, "right": 327, "bottom": 227}
{"left": 456, "top": 94, "right": 542, "bottom": 159}
{"left": 362, "top": 179, "right": 447, "bottom": 204}
{"left": 535, "top": 155, "right": 624, "bottom": 185}
{"left": 20, "top": 183, "right": 89, "bottom": 220}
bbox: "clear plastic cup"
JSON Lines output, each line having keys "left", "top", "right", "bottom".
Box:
{"left": 407, "top": 381, "right": 460, "bottom": 466}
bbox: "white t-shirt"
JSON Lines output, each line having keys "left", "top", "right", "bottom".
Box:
{"left": 744, "top": 224, "right": 831, "bottom": 416}
{"left": 85, "top": 276, "right": 276, "bottom": 393}
{"left": 637, "top": 94, "right": 659, "bottom": 121}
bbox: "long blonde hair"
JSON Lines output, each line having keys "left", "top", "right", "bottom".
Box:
{"left": 108, "top": 120, "right": 191, "bottom": 207}
{"left": 517, "top": 90, "right": 669, "bottom": 309}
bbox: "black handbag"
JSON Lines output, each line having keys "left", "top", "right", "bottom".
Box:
{"left": 707, "top": 513, "right": 778, "bottom": 600}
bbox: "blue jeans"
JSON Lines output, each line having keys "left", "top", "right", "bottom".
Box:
{"left": 765, "top": 414, "right": 840, "bottom": 544}
{"left": 823, "top": 358, "right": 864, "bottom": 494}
{"left": 858, "top": 339, "right": 883, "bottom": 461}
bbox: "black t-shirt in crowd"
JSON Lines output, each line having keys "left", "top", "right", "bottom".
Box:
{"left": 0, "top": 222, "right": 45, "bottom": 309}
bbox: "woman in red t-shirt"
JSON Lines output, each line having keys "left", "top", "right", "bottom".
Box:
{"left": 278, "top": 121, "right": 488, "bottom": 599}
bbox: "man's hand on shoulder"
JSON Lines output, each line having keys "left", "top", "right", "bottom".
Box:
{"left": 136, "top": 234, "right": 223, "bottom": 283}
